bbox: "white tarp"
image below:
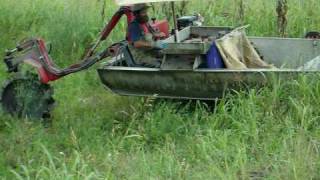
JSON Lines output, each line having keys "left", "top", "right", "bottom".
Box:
{"left": 115, "top": 0, "right": 188, "bottom": 5}
{"left": 215, "top": 28, "right": 275, "bottom": 69}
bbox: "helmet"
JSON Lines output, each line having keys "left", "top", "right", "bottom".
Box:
{"left": 132, "top": 3, "right": 151, "bottom": 13}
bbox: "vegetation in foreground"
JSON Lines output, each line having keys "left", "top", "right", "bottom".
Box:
{"left": 0, "top": 0, "right": 319, "bottom": 179}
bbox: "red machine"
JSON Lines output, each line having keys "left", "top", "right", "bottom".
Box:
{"left": 1, "top": 6, "right": 169, "bottom": 119}
{"left": 4, "top": 6, "right": 169, "bottom": 84}
{"left": 150, "top": 19, "right": 170, "bottom": 37}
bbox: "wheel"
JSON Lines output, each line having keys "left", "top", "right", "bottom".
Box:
{"left": 0, "top": 73, "right": 55, "bottom": 119}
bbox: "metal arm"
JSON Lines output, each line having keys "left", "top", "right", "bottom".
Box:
{"left": 84, "top": 6, "right": 133, "bottom": 58}
{"left": 4, "top": 38, "right": 112, "bottom": 83}
{"left": 3, "top": 6, "right": 134, "bottom": 84}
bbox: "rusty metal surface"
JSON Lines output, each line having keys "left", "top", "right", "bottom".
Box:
{"left": 163, "top": 42, "right": 211, "bottom": 55}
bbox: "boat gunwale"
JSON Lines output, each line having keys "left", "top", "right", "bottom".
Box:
{"left": 97, "top": 66, "right": 320, "bottom": 73}
{"left": 249, "top": 36, "right": 320, "bottom": 42}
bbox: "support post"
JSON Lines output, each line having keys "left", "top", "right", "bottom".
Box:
{"left": 171, "top": 2, "right": 179, "bottom": 42}
{"left": 276, "top": 0, "right": 288, "bottom": 37}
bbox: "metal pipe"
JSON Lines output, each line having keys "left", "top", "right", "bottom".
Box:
{"left": 171, "top": 2, "right": 179, "bottom": 42}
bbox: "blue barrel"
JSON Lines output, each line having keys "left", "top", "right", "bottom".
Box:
{"left": 206, "top": 42, "right": 225, "bottom": 69}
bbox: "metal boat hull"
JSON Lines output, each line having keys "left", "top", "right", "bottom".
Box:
{"left": 97, "top": 68, "right": 317, "bottom": 100}
{"left": 97, "top": 35, "right": 320, "bottom": 100}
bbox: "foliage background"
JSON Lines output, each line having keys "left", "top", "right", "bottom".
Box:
{"left": 0, "top": 0, "right": 319, "bottom": 179}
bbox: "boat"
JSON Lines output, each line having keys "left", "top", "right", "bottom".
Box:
{"left": 98, "top": 26, "right": 320, "bottom": 100}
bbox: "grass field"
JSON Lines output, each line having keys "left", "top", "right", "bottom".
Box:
{"left": 0, "top": 0, "right": 320, "bottom": 179}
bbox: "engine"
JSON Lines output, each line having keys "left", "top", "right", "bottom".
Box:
{"left": 177, "top": 14, "right": 204, "bottom": 30}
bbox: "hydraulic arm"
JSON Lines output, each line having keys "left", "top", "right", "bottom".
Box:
{"left": 3, "top": 6, "right": 133, "bottom": 84}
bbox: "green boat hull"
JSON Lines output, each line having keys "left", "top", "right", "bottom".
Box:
{"left": 98, "top": 68, "right": 319, "bottom": 100}
{"left": 97, "top": 27, "right": 320, "bottom": 100}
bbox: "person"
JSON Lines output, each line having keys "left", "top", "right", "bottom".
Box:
{"left": 305, "top": 31, "right": 320, "bottom": 39}
{"left": 128, "top": 3, "right": 167, "bottom": 67}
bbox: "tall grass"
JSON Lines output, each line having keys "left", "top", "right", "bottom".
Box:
{"left": 0, "top": 0, "right": 320, "bottom": 179}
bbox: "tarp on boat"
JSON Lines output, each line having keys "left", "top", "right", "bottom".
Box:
{"left": 216, "top": 28, "right": 274, "bottom": 69}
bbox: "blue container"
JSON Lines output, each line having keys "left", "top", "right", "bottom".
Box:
{"left": 206, "top": 42, "right": 225, "bottom": 69}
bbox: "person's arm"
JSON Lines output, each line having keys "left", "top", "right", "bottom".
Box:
{"left": 129, "top": 23, "right": 167, "bottom": 49}
{"left": 134, "top": 40, "right": 168, "bottom": 49}
{"left": 153, "top": 32, "right": 166, "bottom": 40}
{"left": 132, "top": 40, "right": 153, "bottom": 48}
{"left": 129, "top": 23, "right": 152, "bottom": 48}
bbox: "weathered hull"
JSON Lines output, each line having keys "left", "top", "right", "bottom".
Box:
{"left": 97, "top": 67, "right": 317, "bottom": 100}
{"left": 97, "top": 34, "right": 320, "bottom": 100}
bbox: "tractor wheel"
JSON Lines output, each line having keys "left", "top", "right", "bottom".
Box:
{"left": 0, "top": 73, "right": 55, "bottom": 119}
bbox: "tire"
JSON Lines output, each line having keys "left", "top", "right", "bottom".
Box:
{"left": 0, "top": 73, "right": 55, "bottom": 119}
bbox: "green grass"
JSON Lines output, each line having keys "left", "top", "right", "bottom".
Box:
{"left": 0, "top": 0, "right": 320, "bottom": 179}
